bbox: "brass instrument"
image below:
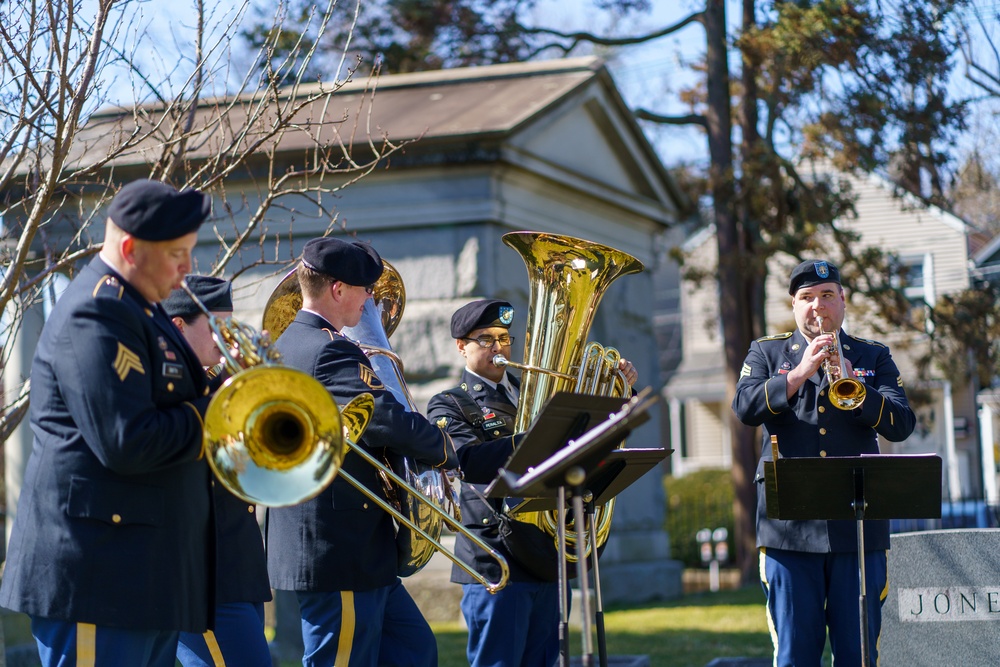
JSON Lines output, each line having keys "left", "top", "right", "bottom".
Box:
{"left": 262, "top": 262, "right": 510, "bottom": 592}
{"left": 495, "top": 231, "right": 644, "bottom": 560}
{"left": 817, "top": 315, "right": 866, "bottom": 410}
{"left": 180, "top": 280, "right": 373, "bottom": 508}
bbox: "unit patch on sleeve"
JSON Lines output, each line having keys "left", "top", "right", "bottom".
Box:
{"left": 113, "top": 343, "right": 145, "bottom": 381}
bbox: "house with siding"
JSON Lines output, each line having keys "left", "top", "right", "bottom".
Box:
{"left": 971, "top": 232, "right": 1000, "bottom": 506}
{"left": 664, "top": 166, "right": 981, "bottom": 503}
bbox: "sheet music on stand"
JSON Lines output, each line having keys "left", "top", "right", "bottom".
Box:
{"left": 489, "top": 387, "right": 661, "bottom": 499}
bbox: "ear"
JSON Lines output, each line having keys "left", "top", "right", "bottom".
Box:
{"left": 120, "top": 235, "right": 137, "bottom": 264}
{"left": 329, "top": 281, "right": 344, "bottom": 303}
{"left": 171, "top": 317, "right": 185, "bottom": 332}
{"left": 456, "top": 338, "right": 467, "bottom": 355}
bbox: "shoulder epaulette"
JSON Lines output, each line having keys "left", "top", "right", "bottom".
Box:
{"left": 92, "top": 274, "right": 124, "bottom": 300}
{"left": 844, "top": 333, "right": 886, "bottom": 349}
{"left": 321, "top": 327, "right": 352, "bottom": 343}
{"left": 756, "top": 332, "right": 793, "bottom": 342}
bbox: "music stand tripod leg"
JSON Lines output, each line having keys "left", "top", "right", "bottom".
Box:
{"left": 569, "top": 467, "right": 595, "bottom": 667}
{"left": 852, "top": 467, "right": 871, "bottom": 667}
{"left": 587, "top": 499, "right": 608, "bottom": 667}
{"left": 558, "top": 486, "right": 571, "bottom": 667}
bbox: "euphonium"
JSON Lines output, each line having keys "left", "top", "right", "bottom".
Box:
{"left": 180, "top": 280, "right": 374, "bottom": 508}
{"left": 495, "top": 231, "right": 644, "bottom": 560}
{"left": 262, "top": 262, "right": 510, "bottom": 592}
{"left": 817, "top": 315, "right": 866, "bottom": 410}
{"left": 339, "top": 263, "right": 460, "bottom": 577}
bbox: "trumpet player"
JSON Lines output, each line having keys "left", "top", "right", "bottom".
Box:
{"left": 162, "top": 276, "right": 272, "bottom": 667}
{"left": 0, "top": 180, "right": 215, "bottom": 666}
{"left": 732, "top": 259, "right": 916, "bottom": 667}
{"left": 266, "top": 237, "right": 460, "bottom": 667}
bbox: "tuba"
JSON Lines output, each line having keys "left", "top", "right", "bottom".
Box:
{"left": 263, "top": 261, "right": 510, "bottom": 591}
{"left": 494, "top": 231, "right": 644, "bottom": 560}
{"left": 180, "top": 280, "right": 374, "bottom": 508}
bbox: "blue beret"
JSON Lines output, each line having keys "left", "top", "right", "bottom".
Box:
{"left": 108, "top": 179, "right": 211, "bottom": 241}
{"left": 162, "top": 275, "right": 232, "bottom": 319}
{"left": 450, "top": 299, "right": 514, "bottom": 338}
{"left": 301, "top": 237, "right": 383, "bottom": 286}
{"left": 789, "top": 259, "right": 841, "bottom": 295}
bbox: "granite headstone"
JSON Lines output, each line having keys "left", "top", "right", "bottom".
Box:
{"left": 881, "top": 529, "right": 1000, "bottom": 666}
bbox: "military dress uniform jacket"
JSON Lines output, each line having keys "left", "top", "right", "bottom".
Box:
{"left": 732, "top": 328, "right": 916, "bottom": 554}
{"left": 426, "top": 370, "right": 550, "bottom": 585}
{"left": 213, "top": 483, "right": 271, "bottom": 604}
{"left": 0, "top": 257, "right": 214, "bottom": 632}
{"left": 267, "top": 310, "right": 458, "bottom": 592}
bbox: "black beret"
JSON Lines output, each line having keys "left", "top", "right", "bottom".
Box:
{"left": 301, "top": 237, "right": 383, "bottom": 286}
{"left": 450, "top": 299, "right": 514, "bottom": 339}
{"left": 108, "top": 179, "right": 211, "bottom": 241}
{"left": 162, "top": 275, "right": 233, "bottom": 319}
{"left": 789, "top": 259, "right": 842, "bottom": 295}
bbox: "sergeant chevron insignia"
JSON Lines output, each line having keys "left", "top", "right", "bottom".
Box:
{"left": 358, "top": 365, "right": 385, "bottom": 390}
{"left": 113, "top": 343, "right": 145, "bottom": 381}
{"left": 740, "top": 363, "right": 751, "bottom": 379}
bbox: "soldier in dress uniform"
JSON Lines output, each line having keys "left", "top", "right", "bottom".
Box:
{"left": 426, "top": 299, "right": 637, "bottom": 667}
{"left": 266, "top": 236, "right": 466, "bottom": 667}
{"left": 162, "top": 276, "right": 273, "bottom": 667}
{"left": 0, "top": 180, "right": 215, "bottom": 666}
{"left": 732, "top": 259, "right": 916, "bottom": 667}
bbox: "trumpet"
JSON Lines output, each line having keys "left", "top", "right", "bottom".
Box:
{"left": 817, "top": 315, "right": 866, "bottom": 410}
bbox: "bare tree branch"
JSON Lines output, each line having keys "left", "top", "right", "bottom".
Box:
{"left": 521, "top": 10, "right": 704, "bottom": 58}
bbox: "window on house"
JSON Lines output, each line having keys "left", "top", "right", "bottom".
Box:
{"left": 890, "top": 254, "right": 934, "bottom": 332}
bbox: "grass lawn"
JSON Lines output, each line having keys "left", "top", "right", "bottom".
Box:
{"left": 429, "top": 586, "right": 774, "bottom": 667}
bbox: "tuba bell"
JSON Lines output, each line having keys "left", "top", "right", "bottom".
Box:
{"left": 262, "top": 260, "right": 510, "bottom": 592}
{"left": 180, "top": 280, "right": 374, "bottom": 508}
{"left": 494, "top": 231, "right": 644, "bottom": 561}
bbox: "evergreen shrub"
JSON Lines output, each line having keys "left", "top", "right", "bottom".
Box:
{"left": 664, "top": 468, "right": 735, "bottom": 568}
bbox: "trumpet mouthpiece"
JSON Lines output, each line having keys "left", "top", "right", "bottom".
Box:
{"left": 492, "top": 355, "right": 509, "bottom": 367}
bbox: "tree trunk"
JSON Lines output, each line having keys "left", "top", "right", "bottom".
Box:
{"left": 705, "top": 0, "right": 757, "bottom": 584}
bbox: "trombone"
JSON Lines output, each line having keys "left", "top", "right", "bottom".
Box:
{"left": 180, "top": 280, "right": 372, "bottom": 509}
{"left": 817, "top": 315, "right": 866, "bottom": 410}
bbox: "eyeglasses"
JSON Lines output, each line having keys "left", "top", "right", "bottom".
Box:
{"left": 464, "top": 335, "right": 515, "bottom": 348}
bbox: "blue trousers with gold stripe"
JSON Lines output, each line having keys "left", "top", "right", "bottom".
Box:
{"left": 31, "top": 616, "right": 178, "bottom": 667}
{"left": 461, "top": 581, "right": 561, "bottom": 667}
{"left": 297, "top": 578, "right": 435, "bottom": 667}
{"left": 760, "top": 547, "right": 887, "bottom": 667}
{"left": 177, "top": 602, "right": 271, "bottom": 667}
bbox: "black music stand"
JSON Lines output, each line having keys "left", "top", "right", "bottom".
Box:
{"left": 490, "top": 389, "right": 666, "bottom": 667}
{"left": 763, "top": 452, "right": 942, "bottom": 666}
